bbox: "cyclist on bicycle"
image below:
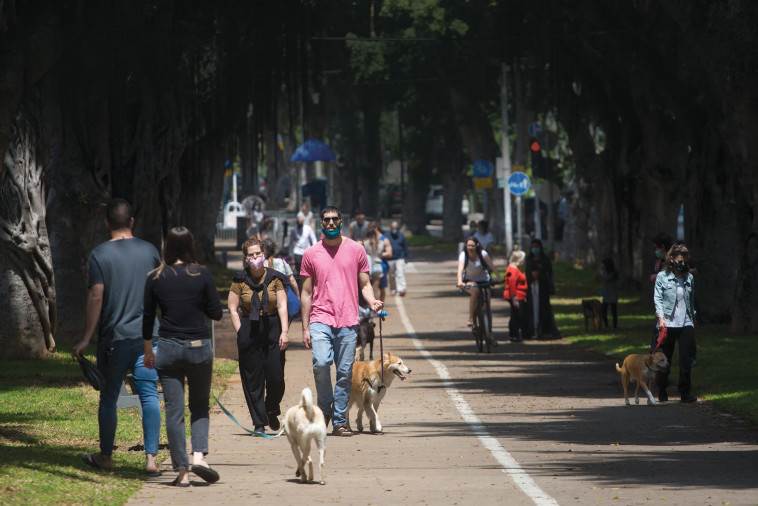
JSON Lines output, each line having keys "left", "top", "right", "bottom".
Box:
{"left": 457, "top": 237, "right": 502, "bottom": 330}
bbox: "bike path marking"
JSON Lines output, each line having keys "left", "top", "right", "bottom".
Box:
{"left": 395, "top": 294, "right": 559, "bottom": 506}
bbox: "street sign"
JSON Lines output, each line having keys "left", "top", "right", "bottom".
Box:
{"left": 512, "top": 164, "right": 525, "bottom": 172}
{"left": 224, "top": 157, "right": 232, "bottom": 169}
{"left": 474, "top": 177, "right": 493, "bottom": 189}
{"left": 497, "top": 178, "right": 508, "bottom": 189}
{"left": 508, "top": 171, "right": 531, "bottom": 195}
{"left": 528, "top": 122, "right": 542, "bottom": 138}
{"left": 473, "top": 159, "right": 493, "bottom": 178}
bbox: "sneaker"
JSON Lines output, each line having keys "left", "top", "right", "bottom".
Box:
{"left": 254, "top": 425, "right": 265, "bottom": 434}
{"left": 331, "top": 424, "right": 353, "bottom": 436}
{"left": 399, "top": 291, "right": 406, "bottom": 296}
{"left": 680, "top": 393, "right": 697, "bottom": 403}
{"left": 268, "top": 413, "right": 280, "bottom": 432}
{"left": 391, "top": 290, "right": 397, "bottom": 295}
{"left": 658, "top": 391, "right": 668, "bottom": 402}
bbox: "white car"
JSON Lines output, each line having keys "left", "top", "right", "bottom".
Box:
{"left": 425, "top": 184, "right": 470, "bottom": 221}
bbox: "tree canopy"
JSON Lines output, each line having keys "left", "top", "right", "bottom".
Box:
{"left": 1, "top": 0, "right": 757, "bottom": 358}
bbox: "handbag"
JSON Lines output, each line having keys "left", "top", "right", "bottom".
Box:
{"left": 78, "top": 356, "right": 105, "bottom": 391}
{"left": 286, "top": 285, "right": 301, "bottom": 317}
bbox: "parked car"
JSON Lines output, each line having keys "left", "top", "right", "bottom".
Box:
{"left": 425, "top": 184, "right": 470, "bottom": 222}
{"left": 379, "top": 183, "right": 403, "bottom": 217}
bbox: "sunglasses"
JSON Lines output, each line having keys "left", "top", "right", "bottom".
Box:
{"left": 321, "top": 216, "right": 341, "bottom": 223}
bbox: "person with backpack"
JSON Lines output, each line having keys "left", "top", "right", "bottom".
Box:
{"left": 456, "top": 237, "right": 502, "bottom": 329}
{"left": 228, "top": 236, "right": 291, "bottom": 433}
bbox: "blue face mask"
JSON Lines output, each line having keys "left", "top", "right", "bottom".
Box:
{"left": 531, "top": 247, "right": 541, "bottom": 255}
{"left": 655, "top": 250, "right": 663, "bottom": 259}
{"left": 322, "top": 224, "right": 342, "bottom": 239}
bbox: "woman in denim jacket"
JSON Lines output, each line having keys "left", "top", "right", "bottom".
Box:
{"left": 654, "top": 243, "right": 697, "bottom": 403}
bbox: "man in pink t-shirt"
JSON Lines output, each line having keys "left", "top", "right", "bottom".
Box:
{"left": 300, "top": 206, "right": 383, "bottom": 436}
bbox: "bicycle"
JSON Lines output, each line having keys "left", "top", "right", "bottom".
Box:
{"left": 459, "top": 279, "right": 500, "bottom": 353}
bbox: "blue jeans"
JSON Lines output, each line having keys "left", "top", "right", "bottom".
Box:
{"left": 156, "top": 337, "right": 214, "bottom": 471}
{"left": 310, "top": 323, "right": 357, "bottom": 426}
{"left": 97, "top": 338, "right": 160, "bottom": 456}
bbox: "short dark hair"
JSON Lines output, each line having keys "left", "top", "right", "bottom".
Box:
{"left": 653, "top": 232, "right": 672, "bottom": 251}
{"left": 105, "top": 199, "right": 132, "bottom": 230}
{"left": 262, "top": 238, "right": 278, "bottom": 258}
{"left": 353, "top": 208, "right": 365, "bottom": 217}
{"left": 478, "top": 220, "right": 489, "bottom": 233}
{"left": 320, "top": 206, "right": 342, "bottom": 221}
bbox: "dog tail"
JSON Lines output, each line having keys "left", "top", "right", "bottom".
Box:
{"left": 300, "top": 387, "right": 316, "bottom": 419}
{"left": 615, "top": 363, "right": 623, "bottom": 372}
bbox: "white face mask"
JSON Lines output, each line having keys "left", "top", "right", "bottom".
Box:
{"left": 246, "top": 256, "right": 265, "bottom": 270}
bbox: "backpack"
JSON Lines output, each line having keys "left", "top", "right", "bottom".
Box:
{"left": 463, "top": 249, "right": 490, "bottom": 281}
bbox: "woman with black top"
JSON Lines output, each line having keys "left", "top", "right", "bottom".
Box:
{"left": 228, "top": 236, "right": 290, "bottom": 434}
{"left": 525, "top": 238, "right": 561, "bottom": 339}
{"left": 142, "top": 226, "right": 223, "bottom": 487}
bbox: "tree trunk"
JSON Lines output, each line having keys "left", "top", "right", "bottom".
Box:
{"left": 0, "top": 103, "right": 55, "bottom": 358}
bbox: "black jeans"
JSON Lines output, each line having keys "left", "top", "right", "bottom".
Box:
{"left": 602, "top": 302, "right": 617, "bottom": 329}
{"left": 237, "top": 315, "right": 285, "bottom": 428}
{"left": 508, "top": 300, "right": 527, "bottom": 341}
{"left": 155, "top": 337, "right": 214, "bottom": 471}
{"left": 657, "top": 325, "right": 696, "bottom": 397}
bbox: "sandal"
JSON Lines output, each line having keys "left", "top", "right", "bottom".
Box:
{"left": 191, "top": 464, "right": 220, "bottom": 483}
{"left": 171, "top": 476, "right": 191, "bottom": 487}
{"left": 82, "top": 453, "right": 113, "bottom": 471}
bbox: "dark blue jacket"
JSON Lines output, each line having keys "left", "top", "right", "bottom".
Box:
{"left": 387, "top": 231, "right": 409, "bottom": 260}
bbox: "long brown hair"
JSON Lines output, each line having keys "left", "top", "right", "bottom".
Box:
{"left": 151, "top": 226, "right": 200, "bottom": 279}
{"left": 367, "top": 220, "right": 382, "bottom": 250}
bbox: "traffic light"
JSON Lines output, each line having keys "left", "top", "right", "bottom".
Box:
{"left": 529, "top": 138, "right": 545, "bottom": 178}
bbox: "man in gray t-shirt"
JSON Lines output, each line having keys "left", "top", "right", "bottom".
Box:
{"left": 73, "top": 199, "right": 161, "bottom": 475}
{"left": 348, "top": 209, "right": 368, "bottom": 242}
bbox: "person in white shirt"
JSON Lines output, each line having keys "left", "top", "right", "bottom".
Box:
{"left": 474, "top": 220, "right": 494, "bottom": 252}
{"left": 296, "top": 201, "right": 314, "bottom": 230}
{"left": 289, "top": 215, "right": 317, "bottom": 288}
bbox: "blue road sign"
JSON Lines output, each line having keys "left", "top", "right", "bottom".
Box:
{"left": 527, "top": 122, "right": 542, "bottom": 138}
{"left": 473, "top": 159, "right": 493, "bottom": 178}
{"left": 508, "top": 171, "right": 531, "bottom": 196}
{"left": 225, "top": 157, "right": 232, "bottom": 169}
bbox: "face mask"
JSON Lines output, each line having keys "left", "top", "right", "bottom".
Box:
{"left": 655, "top": 250, "right": 663, "bottom": 259}
{"left": 674, "top": 261, "right": 689, "bottom": 273}
{"left": 322, "top": 224, "right": 342, "bottom": 239}
{"left": 246, "top": 256, "right": 265, "bottom": 270}
{"left": 531, "top": 248, "right": 541, "bottom": 255}
{"left": 391, "top": 230, "right": 399, "bottom": 238}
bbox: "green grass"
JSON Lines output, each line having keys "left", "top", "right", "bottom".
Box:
{"left": 552, "top": 262, "right": 758, "bottom": 423}
{"left": 0, "top": 344, "right": 238, "bottom": 505}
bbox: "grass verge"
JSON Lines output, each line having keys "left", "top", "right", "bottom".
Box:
{"left": 0, "top": 344, "right": 237, "bottom": 505}
{"left": 551, "top": 261, "right": 758, "bottom": 423}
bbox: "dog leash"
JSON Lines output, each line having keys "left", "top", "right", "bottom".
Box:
{"left": 211, "top": 393, "right": 283, "bottom": 439}
{"left": 377, "top": 310, "right": 387, "bottom": 390}
{"left": 651, "top": 326, "right": 667, "bottom": 353}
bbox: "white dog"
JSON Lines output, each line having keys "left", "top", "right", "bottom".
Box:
{"left": 283, "top": 387, "right": 326, "bottom": 485}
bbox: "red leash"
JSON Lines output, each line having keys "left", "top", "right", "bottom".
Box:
{"left": 652, "top": 326, "right": 667, "bottom": 353}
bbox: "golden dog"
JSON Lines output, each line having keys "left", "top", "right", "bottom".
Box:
{"left": 282, "top": 387, "right": 326, "bottom": 484}
{"left": 348, "top": 353, "right": 411, "bottom": 434}
{"left": 615, "top": 351, "right": 670, "bottom": 406}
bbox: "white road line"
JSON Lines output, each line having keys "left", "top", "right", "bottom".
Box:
{"left": 394, "top": 295, "right": 560, "bottom": 506}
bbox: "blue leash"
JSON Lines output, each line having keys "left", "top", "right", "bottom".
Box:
{"left": 377, "top": 310, "right": 387, "bottom": 387}
{"left": 211, "top": 393, "right": 282, "bottom": 439}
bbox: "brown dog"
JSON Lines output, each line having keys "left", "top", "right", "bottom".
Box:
{"left": 582, "top": 299, "right": 603, "bottom": 332}
{"left": 615, "top": 351, "right": 670, "bottom": 406}
{"left": 348, "top": 353, "right": 411, "bottom": 434}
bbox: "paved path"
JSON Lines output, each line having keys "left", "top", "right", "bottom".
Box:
{"left": 128, "top": 255, "right": 758, "bottom": 505}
